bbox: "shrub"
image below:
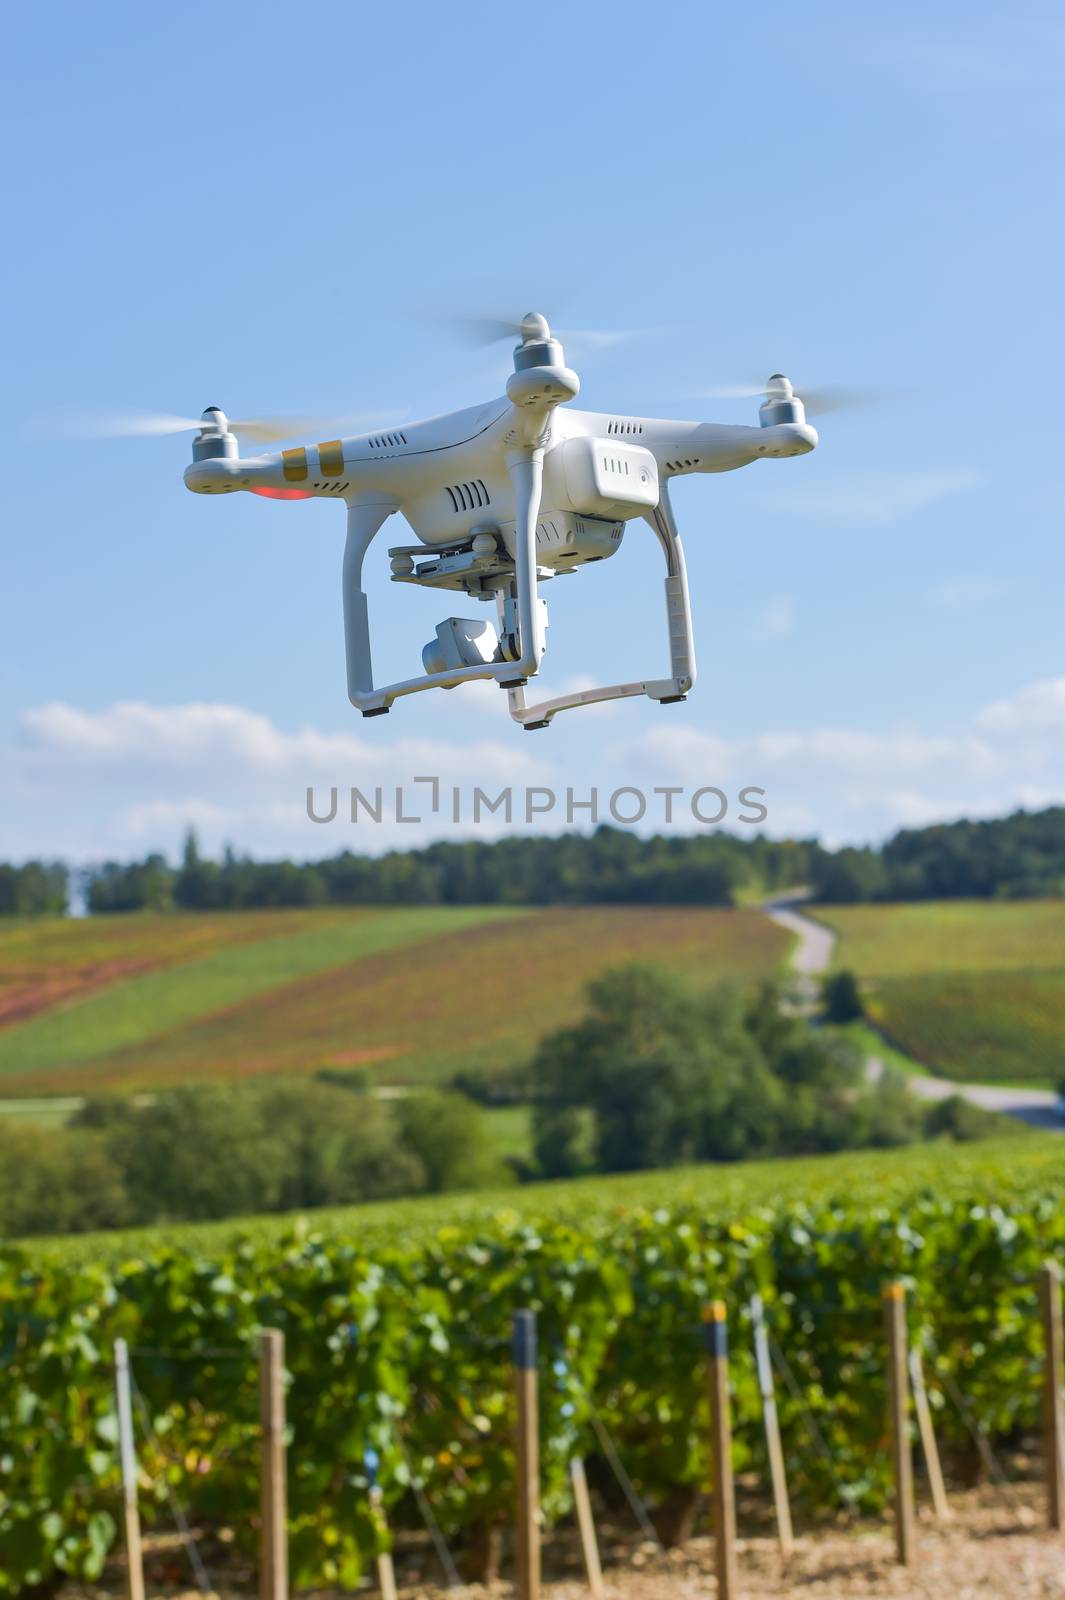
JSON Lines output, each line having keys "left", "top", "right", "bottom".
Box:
{"left": 821, "top": 968, "right": 864, "bottom": 1023}
{"left": 924, "top": 1093, "right": 1002, "bottom": 1142}
{"left": 0, "top": 1125, "right": 130, "bottom": 1235}
{"left": 397, "top": 1090, "right": 511, "bottom": 1192}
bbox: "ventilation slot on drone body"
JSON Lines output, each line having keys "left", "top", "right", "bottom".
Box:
{"left": 368, "top": 431, "right": 408, "bottom": 449}
{"left": 445, "top": 480, "right": 491, "bottom": 513}
{"left": 607, "top": 420, "right": 643, "bottom": 435}
{"left": 665, "top": 458, "right": 701, "bottom": 472}
{"left": 310, "top": 481, "right": 351, "bottom": 494}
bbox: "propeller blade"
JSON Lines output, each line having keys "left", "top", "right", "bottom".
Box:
{"left": 437, "top": 310, "right": 642, "bottom": 356}
{"left": 445, "top": 314, "right": 526, "bottom": 347}
{"left": 700, "top": 385, "right": 768, "bottom": 401}
{"left": 76, "top": 412, "right": 205, "bottom": 438}
{"left": 798, "top": 386, "right": 868, "bottom": 418}
{"left": 699, "top": 382, "right": 878, "bottom": 417}
{"left": 69, "top": 408, "right": 406, "bottom": 444}
{"left": 226, "top": 411, "right": 407, "bottom": 443}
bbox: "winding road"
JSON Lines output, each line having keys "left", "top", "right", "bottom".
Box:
{"left": 765, "top": 894, "right": 1064, "bottom": 1133}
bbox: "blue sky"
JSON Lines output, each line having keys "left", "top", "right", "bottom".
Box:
{"left": 2, "top": 1, "right": 1063, "bottom": 862}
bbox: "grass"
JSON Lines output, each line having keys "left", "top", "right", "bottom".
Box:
{"left": 0, "top": 1095, "right": 84, "bottom": 1128}
{"left": 31, "top": 1127, "right": 1047, "bottom": 1266}
{"left": 835, "top": 1019, "right": 926, "bottom": 1078}
{"left": 481, "top": 1104, "right": 534, "bottom": 1161}
{"left": 0, "top": 905, "right": 788, "bottom": 1097}
{"left": 818, "top": 900, "right": 1065, "bottom": 1086}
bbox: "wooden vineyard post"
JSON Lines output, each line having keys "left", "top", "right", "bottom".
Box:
{"left": 512, "top": 1310, "right": 541, "bottom": 1600}
{"left": 702, "top": 1301, "right": 738, "bottom": 1600}
{"left": 907, "top": 1345, "right": 949, "bottom": 1520}
{"left": 366, "top": 1468, "right": 398, "bottom": 1600}
{"left": 749, "top": 1295, "right": 793, "bottom": 1555}
{"left": 1039, "top": 1261, "right": 1064, "bottom": 1532}
{"left": 113, "top": 1339, "right": 145, "bottom": 1600}
{"left": 259, "top": 1329, "right": 289, "bottom": 1600}
{"left": 883, "top": 1283, "right": 915, "bottom": 1567}
{"left": 570, "top": 1456, "right": 604, "bottom": 1597}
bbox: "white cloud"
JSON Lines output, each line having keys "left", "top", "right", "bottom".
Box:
{"left": 15, "top": 699, "right": 548, "bottom": 785}
{"left": 2, "top": 700, "right": 558, "bottom": 860}
{"left": 614, "top": 677, "right": 1065, "bottom": 838}
{"left": 977, "top": 678, "right": 1065, "bottom": 734}
{"left": 754, "top": 469, "right": 983, "bottom": 525}
{"left": 3, "top": 677, "right": 1064, "bottom": 861}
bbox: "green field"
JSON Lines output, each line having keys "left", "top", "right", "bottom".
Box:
{"left": 0, "top": 904, "right": 789, "bottom": 1097}
{"left": 821, "top": 900, "right": 1065, "bottom": 1084}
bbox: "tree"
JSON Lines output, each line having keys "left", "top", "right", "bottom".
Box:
{"left": 531, "top": 963, "right": 912, "bottom": 1176}
{"left": 532, "top": 1104, "right": 586, "bottom": 1178}
{"left": 256, "top": 1080, "right": 424, "bottom": 1207}
{"left": 821, "top": 969, "right": 865, "bottom": 1024}
{"left": 0, "top": 861, "right": 68, "bottom": 916}
{"left": 923, "top": 1094, "right": 1001, "bottom": 1142}
{"left": 113, "top": 1083, "right": 286, "bottom": 1222}
{"left": 397, "top": 1091, "right": 510, "bottom": 1192}
{"left": 0, "top": 1125, "right": 130, "bottom": 1235}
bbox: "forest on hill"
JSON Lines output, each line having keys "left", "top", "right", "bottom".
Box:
{"left": 2, "top": 804, "right": 1063, "bottom": 915}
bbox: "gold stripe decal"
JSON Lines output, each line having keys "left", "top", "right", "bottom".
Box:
{"left": 282, "top": 447, "right": 308, "bottom": 482}
{"left": 319, "top": 440, "right": 344, "bottom": 478}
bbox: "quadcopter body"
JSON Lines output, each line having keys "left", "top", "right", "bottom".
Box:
{"left": 183, "top": 314, "right": 817, "bottom": 729}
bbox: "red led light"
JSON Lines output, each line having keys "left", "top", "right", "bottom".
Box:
{"left": 250, "top": 486, "right": 313, "bottom": 500}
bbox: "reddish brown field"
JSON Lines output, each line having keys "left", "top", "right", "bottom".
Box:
{"left": 0, "top": 909, "right": 354, "bottom": 1028}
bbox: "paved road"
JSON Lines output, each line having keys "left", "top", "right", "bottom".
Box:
{"left": 765, "top": 895, "right": 1064, "bottom": 1133}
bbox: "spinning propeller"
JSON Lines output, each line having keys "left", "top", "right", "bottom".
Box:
{"left": 441, "top": 310, "right": 638, "bottom": 356}
{"left": 73, "top": 408, "right": 399, "bottom": 443}
{"left": 698, "top": 379, "right": 872, "bottom": 417}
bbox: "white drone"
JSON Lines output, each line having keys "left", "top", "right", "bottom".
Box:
{"left": 174, "top": 315, "right": 821, "bottom": 729}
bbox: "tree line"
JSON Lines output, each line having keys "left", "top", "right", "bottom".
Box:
{"left": 0, "top": 861, "right": 67, "bottom": 916}
{"left": 0, "top": 1078, "right": 509, "bottom": 1238}
{"left": 2, "top": 805, "right": 1062, "bottom": 916}
{"left": 809, "top": 805, "right": 1065, "bottom": 902}
{"left": 84, "top": 828, "right": 814, "bottom": 911}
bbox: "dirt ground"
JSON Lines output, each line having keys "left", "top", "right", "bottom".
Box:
{"left": 65, "top": 1486, "right": 1065, "bottom": 1600}
{"left": 439, "top": 1491, "right": 1065, "bottom": 1600}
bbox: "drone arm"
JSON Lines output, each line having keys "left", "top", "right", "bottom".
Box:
{"left": 638, "top": 418, "right": 817, "bottom": 476}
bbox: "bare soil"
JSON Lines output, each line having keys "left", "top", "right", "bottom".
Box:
{"left": 66, "top": 1486, "right": 1065, "bottom": 1600}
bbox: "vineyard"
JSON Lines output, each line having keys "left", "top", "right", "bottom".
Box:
{"left": 0, "top": 905, "right": 785, "bottom": 1097}
{"left": 819, "top": 900, "right": 1065, "bottom": 1085}
{"left": 6, "top": 1135, "right": 1065, "bottom": 1594}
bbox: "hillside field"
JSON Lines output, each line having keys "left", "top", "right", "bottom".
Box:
{"left": 0, "top": 904, "right": 790, "bottom": 1097}
{"left": 822, "top": 900, "right": 1065, "bottom": 1084}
